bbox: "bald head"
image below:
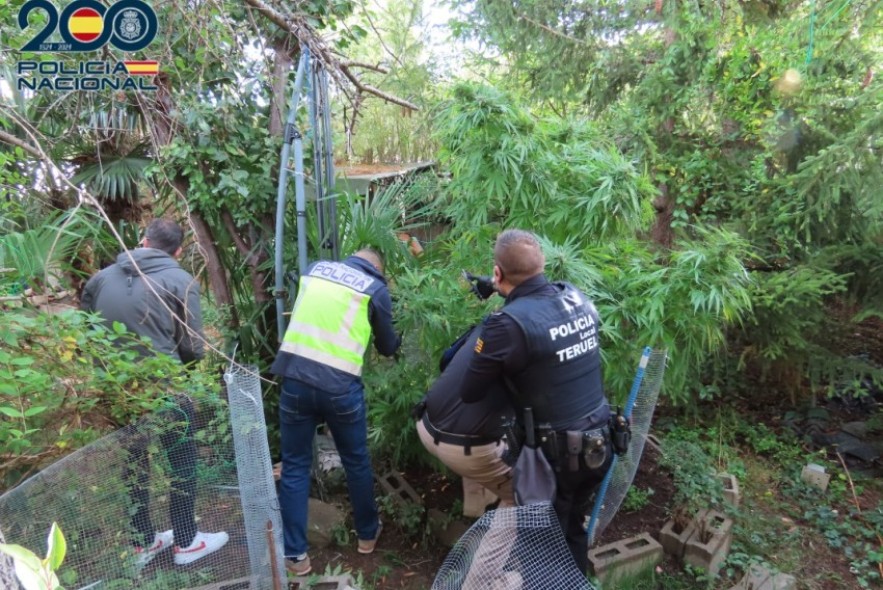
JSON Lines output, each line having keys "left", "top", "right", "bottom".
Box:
{"left": 354, "top": 248, "right": 384, "bottom": 273}
{"left": 494, "top": 229, "right": 545, "bottom": 286}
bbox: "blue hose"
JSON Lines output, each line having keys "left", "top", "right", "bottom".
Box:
{"left": 586, "top": 346, "right": 652, "bottom": 544}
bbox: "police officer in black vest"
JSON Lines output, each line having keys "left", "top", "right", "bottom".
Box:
{"left": 459, "top": 229, "right": 612, "bottom": 573}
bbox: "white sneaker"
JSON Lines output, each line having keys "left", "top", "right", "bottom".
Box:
{"left": 134, "top": 530, "right": 174, "bottom": 567}
{"left": 173, "top": 531, "right": 229, "bottom": 565}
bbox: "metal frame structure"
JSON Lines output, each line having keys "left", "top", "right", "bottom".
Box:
{"left": 274, "top": 49, "right": 339, "bottom": 340}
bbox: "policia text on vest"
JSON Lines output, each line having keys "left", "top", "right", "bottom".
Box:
{"left": 550, "top": 313, "right": 598, "bottom": 362}
{"left": 280, "top": 261, "right": 376, "bottom": 377}
{"left": 310, "top": 261, "right": 376, "bottom": 291}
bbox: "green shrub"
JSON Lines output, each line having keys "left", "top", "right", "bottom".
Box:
{"left": 433, "top": 83, "right": 653, "bottom": 242}
{"left": 658, "top": 438, "right": 725, "bottom": 527}
{"left": 540, "top": 228, "right": 753, "bottom": 403}
{"left": 622, "top": 486, "right": 655, "bottom": 513}
{"left": 0, "top": 307, "right": 220, "bottom": 487}
{"left": 734, "top": 263, "right": 883, "bottom": 400}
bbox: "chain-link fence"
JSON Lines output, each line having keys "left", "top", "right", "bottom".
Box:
{"left": 587, "top": 348, "right": 668, "bottom": 546}
{"left": 1, "top": 365, "right": 282, "bottom": 590}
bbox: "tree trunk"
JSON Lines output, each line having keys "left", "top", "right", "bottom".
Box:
{"left": 269, "top": 38, "right": 297, "bottom": 137}
{"left": 651, "top": 109, "right": 677, "bottom": 248}
{"left": 190, "top": 210, "right": 240, "bottom": 324}
{"left": 146, "top": 73, "right": 238, "bottom": 327}
{"left": 650, "top": 183, "right": 675, "bottom": 248}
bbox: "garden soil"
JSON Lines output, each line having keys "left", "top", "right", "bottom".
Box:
{"left": 304, "top": 434, "right": 869, "bottom": 589}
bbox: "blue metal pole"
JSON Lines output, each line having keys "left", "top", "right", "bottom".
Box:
{"left": 320, "top": 66, "right": 339, "bottom": 261}
{"left": 273, "top": 48, "right": 309, "bottom": 341}
{"left": 586, "top": 346, "right": 652, "bottom": 544}
{"left": 307, "top": 61, "right": 328, "bottom": 257}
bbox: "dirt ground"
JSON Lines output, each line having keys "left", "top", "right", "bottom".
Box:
{"left": 299, "top": 411, "right": 878, "bottom": 590}
{"left": 300, "top": 446, "right": 680, "bottom": 589}
{"left": 336, "top": 163, "right": 430, "bottom": 176}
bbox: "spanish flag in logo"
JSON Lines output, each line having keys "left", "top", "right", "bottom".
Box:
{"left": 69, "top": 7, "right": 103, "bottom": 43}
{"left": 123, "top": 61, "right": 160, "bottom": 76}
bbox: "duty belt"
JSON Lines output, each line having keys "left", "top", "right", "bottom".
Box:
{"left": 421, "top": 414, "right": 498, "bottom": 455}
{"left": 538, "top": 424, "right": 611, "bottom": 472}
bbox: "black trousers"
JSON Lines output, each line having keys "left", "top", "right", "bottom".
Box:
{"left": 550, "top": 441, "right": 613, "bottom": 573}
{"left": 124, "top": 394, "right": 198, "bottom": 548}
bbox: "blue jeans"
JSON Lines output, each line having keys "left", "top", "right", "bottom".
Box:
{"left": 278, "top": 377, "right": 379, "bottom": 557}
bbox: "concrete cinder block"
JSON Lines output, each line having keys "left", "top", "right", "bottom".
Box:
{"left": 307, "top": 498, "right": 347, "bottom": 548}
{"left": 719, "top": 473, "right": 741, "bottom": 507}
{"left": 289, "top": 574, "right": 356, "bottom": 590}
{"left": 659, "top": 517, "right": 698, "bottom": 558}
{"left": 378, "top": 470, "right": 422, "bottom": 506}
{"left": 729, "top": 564, "right": 797, "bottom": 590}
{"left": 428, "top": 508, "right": 471, "bottom": 547}
{"left": 188, "top": 576, "right": 253, "bottom": 590}
{"left": 684, "top": 509, "right": 733, "bottom": 577}
{"left": 588, "top": 532, "right": 663, "bottom": 585}
{"left": 801, "top": 463, "right": 831, "bottom": 491}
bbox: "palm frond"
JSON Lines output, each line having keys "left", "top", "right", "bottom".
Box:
{"left": 71, "top": 151, "right": 152, "bottom": 202}
{"left": 0, "top": 209, "right": 93, "bottom": 292}
{"left": 335, "top": 174, "right": 436, "bottom": 271}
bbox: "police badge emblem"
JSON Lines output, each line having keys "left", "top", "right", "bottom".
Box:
{"left": 118, "top": 9, "right": 142, "bottom": 40}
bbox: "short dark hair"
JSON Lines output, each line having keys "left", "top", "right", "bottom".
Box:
{"left": 354, "top": 247, "right": 384, "bottom": 273}
{"left": 144, "top": 218, "right": 184, "bottom": 255}
{"left": 494, "top": 229, "right": 545, "bottom": 286}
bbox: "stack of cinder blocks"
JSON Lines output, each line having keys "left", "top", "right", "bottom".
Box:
{"left": 590, "top": 473, "right": 742, "bottom": 585}
{"left": 588, "top": 533, "right": 664, "bottom": 586}
{"left": 659, "top": 508, "right": 735, "bottom": 576}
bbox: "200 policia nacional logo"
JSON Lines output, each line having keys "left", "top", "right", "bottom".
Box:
{"left": 17, "top": 0, "right": 160, "bottom": 91}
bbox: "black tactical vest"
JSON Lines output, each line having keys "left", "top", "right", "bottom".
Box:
{"left": 501, "top": 282, "right": 607, "bottom": 430}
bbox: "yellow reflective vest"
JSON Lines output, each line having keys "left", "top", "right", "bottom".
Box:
{"left": 279, "top": 261, "right": 375, "bottom": 376}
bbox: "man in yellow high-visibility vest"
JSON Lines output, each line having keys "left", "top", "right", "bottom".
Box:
{"left": 270, "top": 249, "right": 401, "bottom": 576}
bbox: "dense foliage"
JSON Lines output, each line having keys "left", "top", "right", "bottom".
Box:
{"left": 0, "top": 307, "right": 221, "bottom": 488}
{"left": 450, "top": 0, "right": 883, "bottom": 401}
{"left": 1, "top": 0, "right": 881, "bottom": 586}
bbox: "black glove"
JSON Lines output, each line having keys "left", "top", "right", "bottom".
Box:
{"left": 463, "top": 271, "right": 496, "bottom": 300}
{"left": 411, "top": 400, "right": 427, "bottom": 421}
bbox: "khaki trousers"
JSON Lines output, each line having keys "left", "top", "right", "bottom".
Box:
{"left": 416, "top": 419, "right": 514, "bottom": 514}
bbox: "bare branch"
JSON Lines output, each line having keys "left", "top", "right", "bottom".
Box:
{"left": 517, "top": 14, "right": 589, "bottom": 45}
{"left": 357, "top": 0, "right": 406, "bottom": 69}
{"left": 344, "top": 77, "right": 417, "bottom": 110}
{"left": 242, "top": 0, "right": 419, "bottom": 110}
{"left": 0, "top": 128, "right": 43, "bottom": 159}
{"left": 340, "top": 60, "right": 389, "bottom": 74}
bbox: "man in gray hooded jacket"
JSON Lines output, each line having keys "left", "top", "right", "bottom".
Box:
{"left": 81, "top": 218, "right": 228, "bottom": 567}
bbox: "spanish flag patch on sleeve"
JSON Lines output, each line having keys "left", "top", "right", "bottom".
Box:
{"left": 474, "top": 338, "right": 484, "bottom": 354}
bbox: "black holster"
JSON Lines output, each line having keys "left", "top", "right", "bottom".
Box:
{"left": 610, "top": 409, "right": 631, "bottom": 456}
{"left": 502, "top": 418, "right": 525, "bottom": 466}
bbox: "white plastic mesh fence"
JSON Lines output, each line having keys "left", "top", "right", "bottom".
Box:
{"left": 0, "top": 384, "right": 278, "bottom": 590}
{"left": 432, "top": 503, "right": 596, "bottom": 590}
{"left": 587, "top": 348, "right": 667, "bottom": 546}
{"left": 224, "top": 363, "right": 286, "bottom": 588}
